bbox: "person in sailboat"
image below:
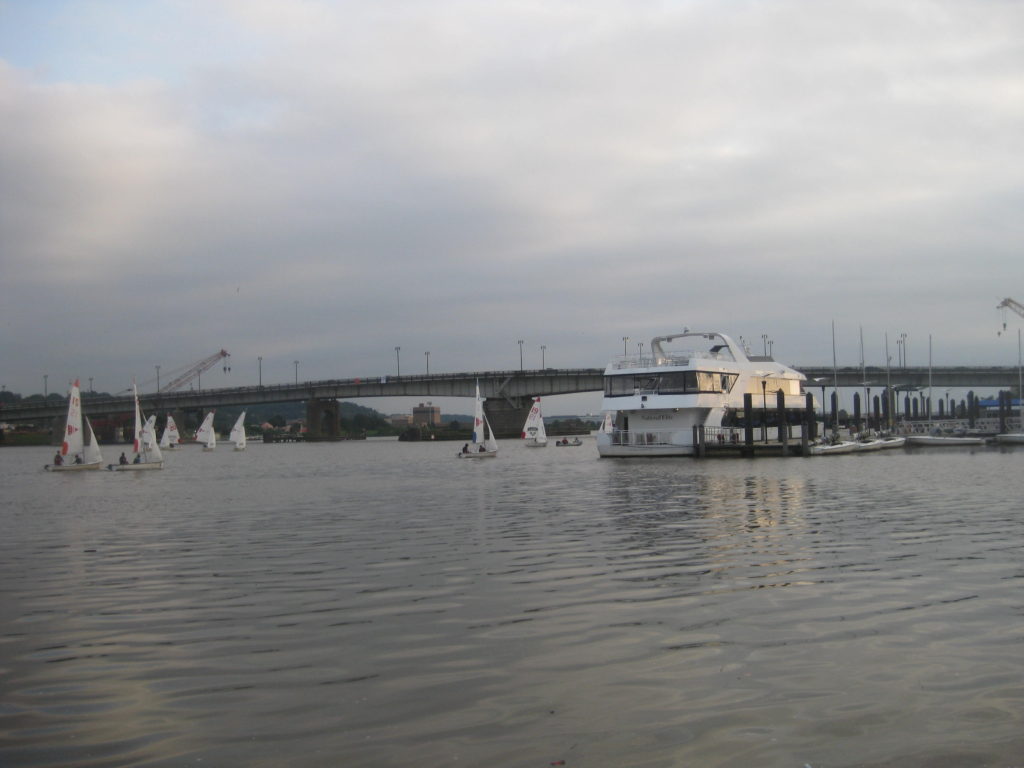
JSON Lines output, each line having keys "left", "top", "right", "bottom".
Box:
{"left": 479, "top": 444, "right": 486, "bottom": 452}
{"left": 53, "top": 451, "right": 63, "bottom": 466}
{"left": 462, "top": 443, "right": 469, "bottom": 454}
{"left": 133, "top": 454, "right": 141, "bottom": 464}
{"left": 73, "top": 454, "right": 83, "bottom": 464}
{"left": 119, "top": 452, "right": 128, "bottom": 465}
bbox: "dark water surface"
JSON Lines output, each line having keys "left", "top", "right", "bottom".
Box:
{"left": 2, "top": 439, "right": 1023, "bottom": 767}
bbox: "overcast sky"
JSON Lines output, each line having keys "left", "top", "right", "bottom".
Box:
{"left": 3, "top": 0, "right": 1024, "bottom": 414}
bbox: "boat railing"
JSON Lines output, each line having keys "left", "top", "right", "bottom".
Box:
{"left": 703, "top": 426, "right": 744, "bottom": 444}
{"left": 611, "top": 352, "right": 724, "bottom": 370}
{"left": 609, "top": 429, "right": 680, "bottom": 446}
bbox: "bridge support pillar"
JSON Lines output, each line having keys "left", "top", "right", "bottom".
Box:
{"left": 483, "top": 398, "right": 531, "bottom": 439}
{"left": 306, "top": 399, "right": 341, "bottom": 440}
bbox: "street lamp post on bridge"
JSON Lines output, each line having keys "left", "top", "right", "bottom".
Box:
{"left": 258, "top": 356, "right": 262, "bottom": 387}
{"left": 425, "top": 351, "right": 430, "bottom": 375}
{"left": 294, "top": 360, "right": 299, "bottom": 385}
{"left": 518, "top": 340, "right": 524, "bottom": 371}
{"left": 395, "top": 347, "right": 400, "bottom": 377}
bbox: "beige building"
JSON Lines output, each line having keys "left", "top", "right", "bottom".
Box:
{"left": 412, "top": 402, "right": 442, "bottom": 427}
{"left": 389, "top": 414, "right": 413, "bottom": 429}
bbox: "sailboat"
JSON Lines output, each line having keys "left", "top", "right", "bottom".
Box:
{"left": 521, "top": 398, "right": 547, "bottom": 447}
{"left": 108, "top": 382, "right": 164, "bottom": 470}
{"left": 905, "top": 335, "right": 984, "bottom": 446}
{"left": 995, "top": 328, "right": 1024, "bottom": 444}
{"left": 229, "top": 411, "right": 247, "bottom": 451}
{"left": 195, "top": 411, "right": 217, "bottom": 451}
{"left": 45, "top": 379, "right": 103, "bottom": 471}
{"left": 457, "top": 382, "right": 498, "bottom": 458}
{"left": 159, "top": 414, "right": 182, "bottom": 450}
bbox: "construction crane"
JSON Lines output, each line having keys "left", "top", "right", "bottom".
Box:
{"left": 160, "top": 350, "right": 231, "bottom": 392}
{"left": 997, "top": 298, "right": 1024, "bottom": 334}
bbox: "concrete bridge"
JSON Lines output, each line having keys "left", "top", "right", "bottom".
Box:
{"left": 796, "top": 365, "right": 1021, "bottom": 389}
{"left": 4, "top": 365, "right": 1020, "bottom": 439}
{"left": 1, "top": 368, "right": 605, "bottom": 439}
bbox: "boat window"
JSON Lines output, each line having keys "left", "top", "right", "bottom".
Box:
{"left": 605, "top": 375, "right": 636, "bottom": 396}
{"left": 604, "top": 371, "right": 739, "bottom": 396}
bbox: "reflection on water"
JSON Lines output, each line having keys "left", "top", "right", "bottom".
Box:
{"left": 2, "top": 442, "right": 1024, "bottom": 767}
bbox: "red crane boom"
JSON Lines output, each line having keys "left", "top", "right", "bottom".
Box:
{"left": 160, "top": 350, "right": 231, "bottom": 392}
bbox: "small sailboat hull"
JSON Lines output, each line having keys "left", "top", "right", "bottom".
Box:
{"left": 808, "top": 440, "right": 860, "bottom": 455}
{"left": 904, "top": 435, "right": 985, "bottom": 446}
{"left": 994, "top": 433, "right": 1024, "bottom": 444}
{"left": 107, "top": 462, "right": 164, "bottom": 471}
{"left": 45, "top": 462, "right": 103, "bottom": 471}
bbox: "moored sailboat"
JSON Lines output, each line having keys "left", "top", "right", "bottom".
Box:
{"left": 45, "top": 379, "right": 103, "bottom": 471}
{"left": 995, "top": 328, "right": 1024, "bottom": 444}
{"left": 904, "top": 335, "right": 985, "bottom": 446}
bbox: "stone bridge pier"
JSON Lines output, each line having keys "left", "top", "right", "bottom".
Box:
{"left": 306, "top": 399, "right": 341, "bottom": 440}
{"left": 483, "top": 397, "right": 532, "bottom": 439}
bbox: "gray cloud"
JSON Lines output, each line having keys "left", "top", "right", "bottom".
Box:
{"left": 3, "top": 0, "right": 1024, "bottom": 406}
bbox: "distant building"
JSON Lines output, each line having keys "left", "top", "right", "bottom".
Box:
{"left": 412, "top": 402, "right": 441, "bottom": 427}
{"left": 389, "top": 414, "right": 413, "bottom": 429}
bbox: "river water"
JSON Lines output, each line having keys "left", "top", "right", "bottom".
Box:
{"left": 1, "top": 439, "right": 1023, "bottom": 767}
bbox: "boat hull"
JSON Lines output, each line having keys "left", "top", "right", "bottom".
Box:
{"left": 994, "top": 433, "right": 1024, "bottom": 444}
{"left": 457, "top": 451, "right": 497, "bottom": 459}
{"left": 107, "top": 462, "right": 164, "bottom": 471}
{"left": 45, "top": 462, "right": 103, "bottom": 471}
{"left": 904, "top": 435, "right": 985, "bottom": 446}
{"left": 808, "top": 441, "right": 860, "bottom": 455}
{"left": 597, "top": 432, "right": 694, "bottom": 457}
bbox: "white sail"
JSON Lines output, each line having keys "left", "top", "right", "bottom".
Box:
{"left": 602, "top": 411, "right": 615, "bottom": 433}
{"left": 522, "top": 397, "right": 547, "bottom": 446}
{"left": 83, "top": 417, "right": 103, "bottom": 465}
{"left": 61, "top": 379, "right": 85, "bottom": 460}
{"left": 132, "top": 382, "right": 144, "bottom": 455}
{"left": 141, "top": 414, "right": 163, "bottom": 463}
{"left": 160, "top": 415, "right": 181, "bottom": 449}
{"left": 195, "top": 411, "right": 216, "bottom": 450}
{"left": 230, "top": 411, "right": 247, "bottom": 451}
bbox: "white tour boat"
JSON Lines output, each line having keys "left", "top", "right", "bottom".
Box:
{"left": 597, "top": 331, "right": 813, "bottom": 457}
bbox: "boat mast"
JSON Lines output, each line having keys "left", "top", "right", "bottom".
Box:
{"left": 928, "top": 334, "right": 933, "bottom": 424}
{"left": 1018, "top": 329, "right": 1022, "bottom": 431}
{"left": 831, "top": 320, "right": 839, "bottom": 432}
{"left": 885, "top": 332, "right": 892, "bottom": 430}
